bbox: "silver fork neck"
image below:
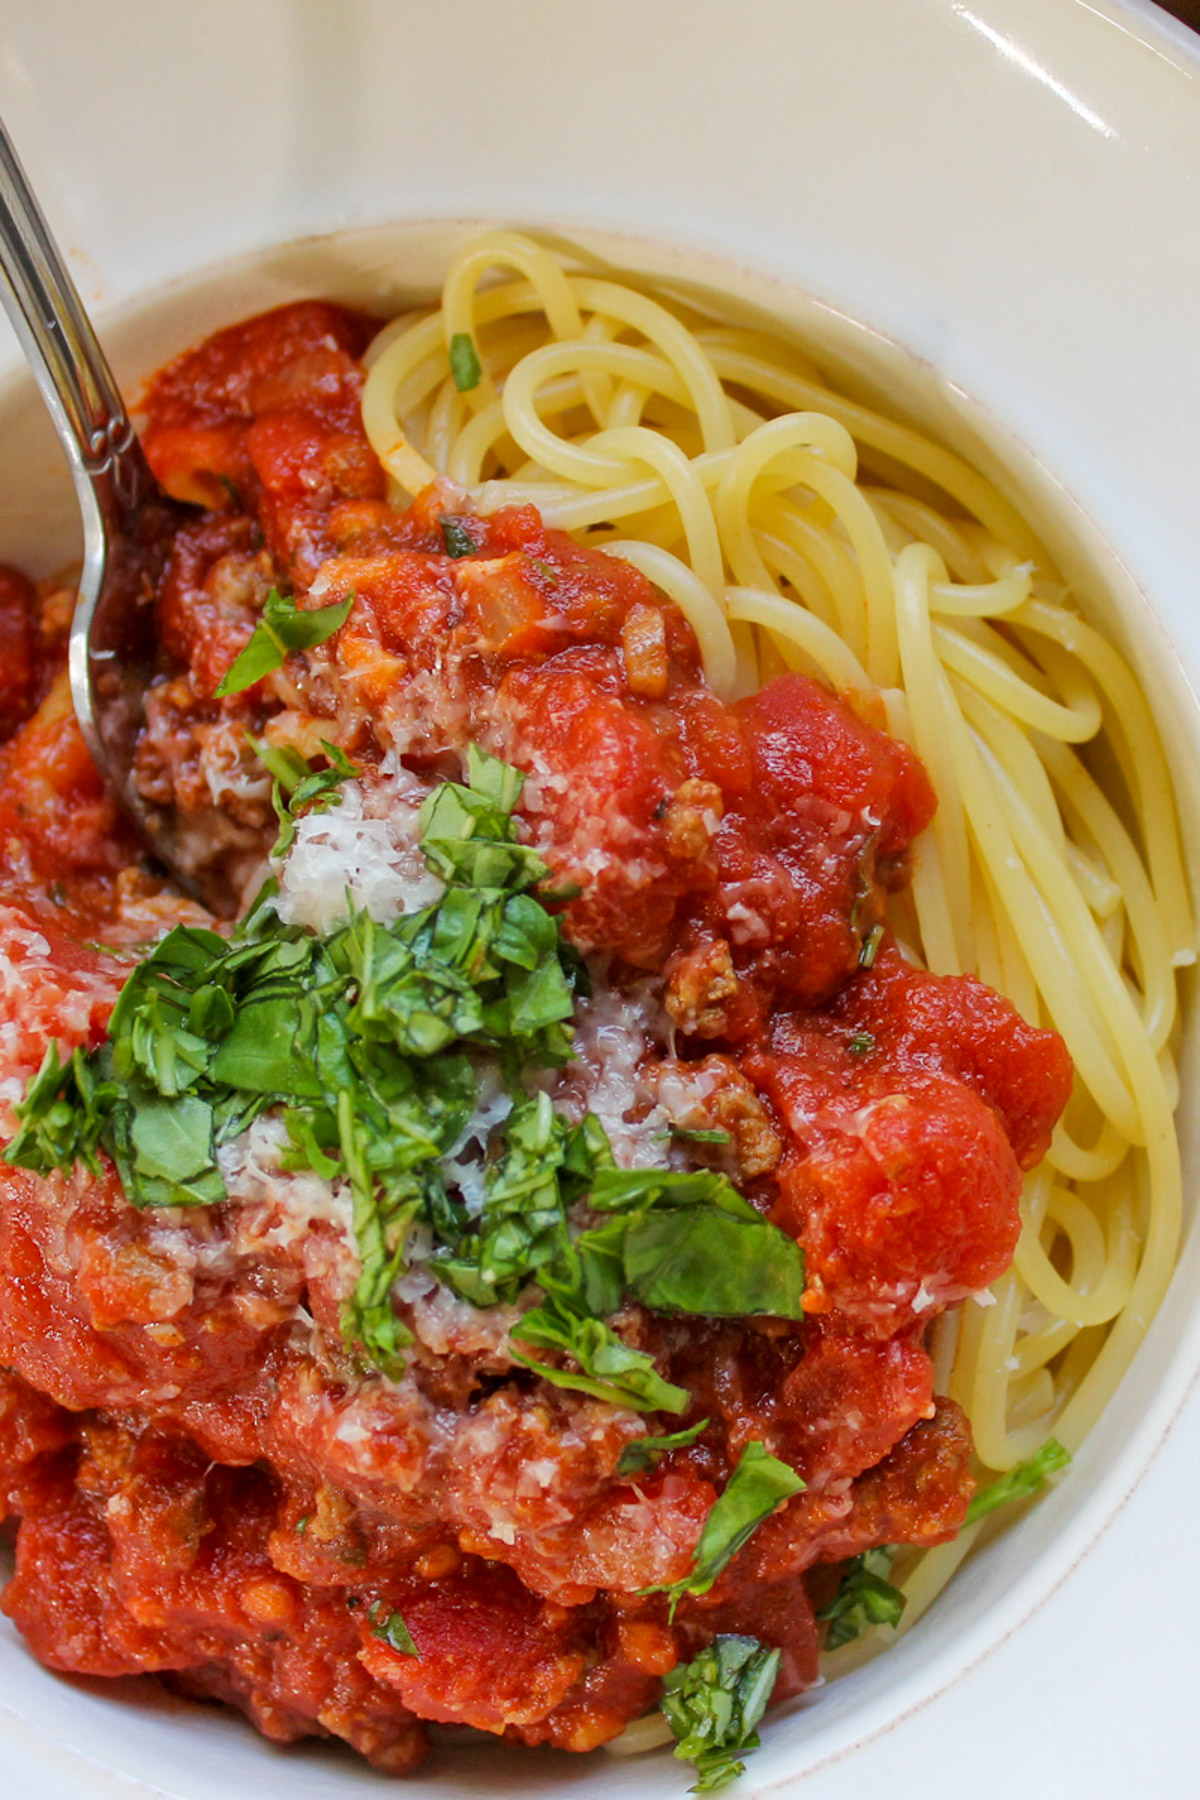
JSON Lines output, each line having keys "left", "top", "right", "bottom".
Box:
{"left": 0, "top": 117, "right": 141, "bottom": 497}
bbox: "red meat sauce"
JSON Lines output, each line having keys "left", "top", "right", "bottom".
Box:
{"left": 0, "top": 301, "right": 1073, "bottom": 1772}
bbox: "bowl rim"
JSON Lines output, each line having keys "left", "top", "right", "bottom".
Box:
{"left": 1, "top": 0, "right": 1200, "bottom": 1793}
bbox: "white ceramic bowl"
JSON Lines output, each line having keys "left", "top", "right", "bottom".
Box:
{"left": 1, "top": 3, "right": 1199, "bottom": 1795}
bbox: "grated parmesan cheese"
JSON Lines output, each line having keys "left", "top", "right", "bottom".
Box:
{"left": 540, "top": 977, "right": 674, "bottom": 1170}
{"left": 220, "top": 1113, "right": 354, "bottom": 1254}
{"left": 441, "top": 1061, "right": 513, "bottom": 1215}
{"left": 539, "top": 975, "right": 726, "bottom": 1173}
{"left": 275, "top": 770, "right": 444, "bottom": 934}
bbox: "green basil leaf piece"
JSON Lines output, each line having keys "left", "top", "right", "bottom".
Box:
{"left": 645, "top": 1441, "right": 804, "bottom": 1614}
{"left": 128, "top": 1091, "right": 214, "bottom": 1182}
{"left": 112, "top": 1086, "right": 226, "bottom": 1208}
{"left": 538, "top": 1214, "right": 628, "bottom": 1321}
{"left": 858, "top": 922, "right": 885, "bottom": 969}
{"left": 440, "top": 515, "right": 477, "bottom": 558}
{"left": 511, "top": 1300, "right": 689, "bottom": 1414}
{"left": 432, "top": 1095, "right": 613, "bottom": 1310}
{"left": 367, "top": 1601, "right": 420, "bottom": 1658}
{"left": 660, "top": 1633, "right": 780, "bottom": 1794}
{"left": 214, "top": 589, "right": 355, "bottom": 697}
{"left": 337, "top": 1089, "right": 416, "bottom": 1374}
{"left": 816, "top": 1546, "right": 906, "bottom": 1649}
{"left": 617, "top": 1418, "right": 709, "bottom": 1478}
{"left": 589, "top": 1165, "right": 760, "bottom": 1221}
{"left": 339, "top": 909, "right": 486, "bottom": 1058}
{"left": 964, "top": 1438, "right": 1070, "bottom": 1525}
{"left": 448, "top": 332, "right": 482, "bottom": 393}
{"left": 418, "top": 746, "right": 548, "bottom": 894}
{"left": 621, "top": 1208, "right": 805, "bottom": 1319}
{"left": 208, "top": 994, "right": 324, "bottom": 1097}
{"left": 4, "top": 1042, "right": 110, "bottom": 1176}
{"left": 251, "top": 736, "right": 359, "bottom": 858}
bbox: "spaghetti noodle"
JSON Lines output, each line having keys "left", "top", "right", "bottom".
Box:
{"left": 359, "top": 228, "right": 1194, "bottom": 1644}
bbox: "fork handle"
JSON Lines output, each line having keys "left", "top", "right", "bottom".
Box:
{"left": 0, "top": 114, "right": 150, "bottom": 509}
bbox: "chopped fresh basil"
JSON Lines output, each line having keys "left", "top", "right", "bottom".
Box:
{"left": 337, "top": 1090, "right": 417, "bottom": 1374}
{"left": 847, "top": 1029, "right": 875, "bottom": 1055}
{"left": 448, "top": 331, "right": 482, "bottom": 393}
{"left": 617, "top": 1417, "right": 709, "bottom": 1477}
{"left": 858, "top": 922, "right": 885, "bottom": 969}
{"left": 250, "top": 737, "right": 359, "bottom": 857}
{"left": 367, "top": 1602, "right": 420, "bottom": 1657}
{"left": 214, "top": 588, "right": 355, "bottom": 697}
{"left": 511, "top": 1298, "right": 689, "bottom": 1414}
{"left": 580, "top": 1165, "right": 805, "bottom": 1320}
{"left": 418, "top": 743, "right": 550, "bottom": 894}
{"left": 965, "top": 1438, "right": 1070, "bottom": 1525}
{"left": 660, "top": 1634, "right": 780, "bottom": 1794}
{"left": 589, "top": 1165, "right": 757, "bottom": 1218}
{"left": 4, "top": 1042, "right": 107, "bottom": 1177}
{"left": 4, "top": 748, "right": 583, "bottom": 1373}
{"left": 440, "top": 514, "right": 477, "bottom": 558}
{"left": 816, "top": 1546, "right": 906, "bottom": 1649}
{"left": 432, "top": 1081, "right": 805, "bottom": 1326}
{"left": 668, "top": 1124, "right": 732, "bottom": 1146}
{"left": 434, "top": 1094, "right": 572, "bottom": 1304}
{"left": 645, "top": 1441, "right": 804, "bottom": 1615}
{"left": 619, "top": 1207, "right": 805, "bottom": 1319}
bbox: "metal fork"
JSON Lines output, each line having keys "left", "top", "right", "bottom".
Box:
{"left": 0, "top": 115, "right": 199, "bottom": 898}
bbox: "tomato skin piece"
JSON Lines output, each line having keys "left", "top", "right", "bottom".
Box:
{"left": 683, "top": 674, "right": 939, "bottom": 1005}
{"left": 675, "top": 685, "right": 756, "bottom": 795}
{"left": 752, "top": 941, "right": 1073, "bottom": 1171}
{"left": 142, "top": 302, "right": 376, "bottom": 436}
{"left": 360, "top": 1563, "right": 589, "bottom": 1734}
{"left": 143, "top": 302, "right": 384, "bottom": 587}
{"left": 764, "top": 1064, "right": 1022, "bottom": 1337}
{"left": 0, "top": 670, "right": 132, "bottom": 891}
{"left": 736, "top": 938, "right": 1068, "bottom": 1336}
{"left": 734, "top": 673, "right": 936, "bottom": 859}
{"left": 832, "top": 941, "right": 1074, "bottom": 1169}
{"left": 497, "top": 653, "right": 694, "bottom": 966}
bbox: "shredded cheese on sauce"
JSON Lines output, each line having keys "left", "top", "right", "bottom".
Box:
{"left": 275, "top": 770, "right": 444, "bottom": 934}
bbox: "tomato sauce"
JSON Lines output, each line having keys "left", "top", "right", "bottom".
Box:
{"left": 0, "top": 302, "right": 1072, "bottom": 1772}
